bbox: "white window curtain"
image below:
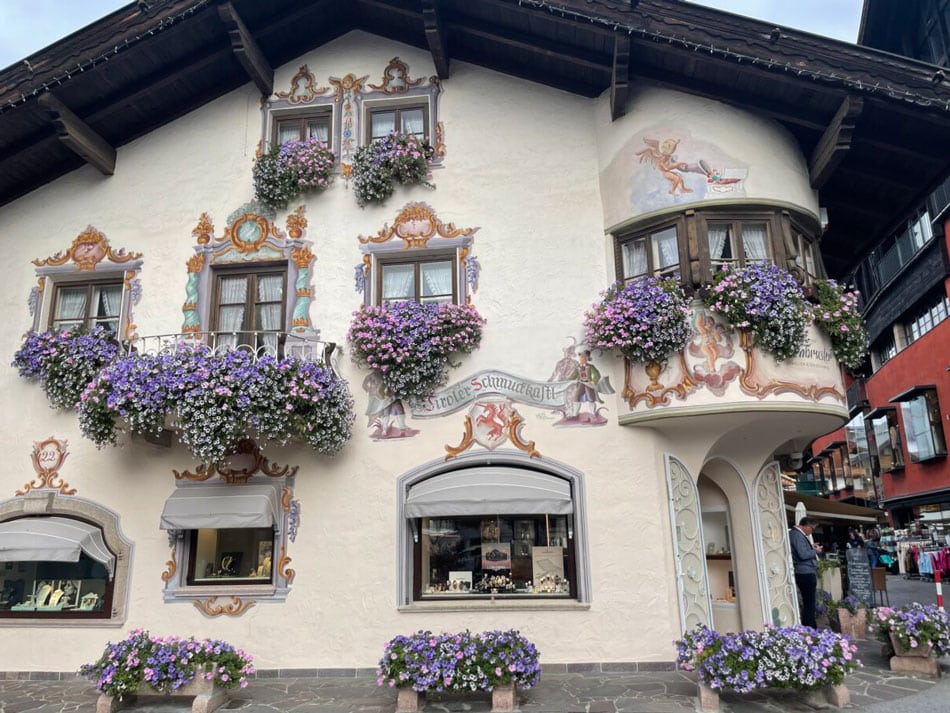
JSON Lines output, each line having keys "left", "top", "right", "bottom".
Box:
{"left": 653, "top": 229, "right": 679, "bottom": 271}
{"left": 372, "top": 112, "right": 396, "bottom": 139}
{"left": 742, "top": 224, "right": 770, "bottom": 262}
{"left": 401, "top": 109, "right": 425, "bottom": 136}
{"left": 278, "top": 123, "right": 299, "bottom": 145}
{"left": 708, "top": 225, "right": 729, "bottom": 265}
{"left": 306, "top": 119, "right": 329, "bottom": 143}
{"left": 56, "top": 288, "right": 87, "bottom": 322}
{"left": 382, "top": 265, "right": 415, "bottom": 301}
{"left": 97, "top": 285, "right": 122, "bottom": 317}
{"left": 622, "top": 240, "right": 647, "bottom": 279}
{"left": 256, "top": 275, "right": 284, "bottom": 353}
{"left": 217, "top": 277, "right": 247, "bottom": 349}
{"left": 421, "top": 262, "right": 452, "bottom": 302}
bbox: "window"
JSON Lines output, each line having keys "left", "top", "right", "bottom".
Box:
{"left": 865, "top": 408, "right": 905, "bottom": 473}
{"left": 904, "top": 290, "right": 949, "bottom": 345}
{"left": 378, "top": 255, "right": 455, "bottom": 304}
{"left": 160, "top": 480, "right": 294, "bottom": 602}
{"left": 707, "top": 220, "right": 771, "bottom": 271}
{"left": 49, "top": 280, "right": 123, "bottom": 332}
{"left": 792, "top": 230, "right": 821, "bottom": 284}
{"left": 873, "top": 333, "right": 897, "bottom": 370}
{"left": 398, "top": 461, "right": 590, "bottom": 605}
{"left": 187, "top": 528, "right": 273, "bottom": 584}
{"left": 274, "top": 110, "right": 331, "bottom": 147}
{"left": 893, "top": 386, "right": 947, "bottom": 463}
{"left": 618, "top": 225, "right": 680, "bottom": 282}
{"left": 844, "top": 415, "right": 871, "bottom": 492}
{"left": 0, "top": 516, "right": 115, "bottom": 619}
{"left": 368, "top": 104, "right": 427, "bottom": 141}
{"left": 211, "top": 267, "right": 286, "bottom": 352}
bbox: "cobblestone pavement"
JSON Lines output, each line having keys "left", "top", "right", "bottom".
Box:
{"left": 2, "top": 575, "right": 947, "bottom": 713}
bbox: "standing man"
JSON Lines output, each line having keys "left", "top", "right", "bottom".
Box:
{"left": 790, "top": 516, "right": 823, "bottom": 628}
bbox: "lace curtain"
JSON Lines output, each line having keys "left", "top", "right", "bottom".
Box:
{"left": 382, "top": 264, "right": 415, "bottom": 302}
{"left": 217, "top": 277, "right": 247, "bottom": 349}
{"left": 257, "top": 275, "right": 284, "bottom": 353}
{"left": 421, "top": 261, "right": 452, "bottom": 302}
{"left": 54, "top": 288, "right": 87, "bottom": 327}
{"left": 742, "top": 224, "right": 769, "bottom": 262}
{"left": 622, "top": 240, "right": 647, "bottom": 279}
{"left": 401, "top": 109, "right": 425, "bottom": 136}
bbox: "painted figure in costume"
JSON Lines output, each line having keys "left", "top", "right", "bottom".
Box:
{"left": 567, "top": 350, "right": 615, "bottom": 422}
{"left": 362, "top": 371, "right": 418, "bottom": 440}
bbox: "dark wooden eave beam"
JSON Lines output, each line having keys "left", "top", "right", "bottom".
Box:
{"left": 611, "top": 35, "right": 631, "bottom": 120}
{"left": 422, "top": 0, "right": 450, "bottom": 79}
{"left": 809, "top": 96, "right": 863, "bottom": 189}
{"left": 217, "top": 1, "right": 273, "bottom": 97}
{"left": 37, "top": 93, "right": 115, "bottom": 175}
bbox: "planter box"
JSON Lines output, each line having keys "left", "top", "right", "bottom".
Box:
{"left": 492, "top": 682, "right": 516, "bottom": 712}
{"left": 888, "top": 633, "right": 940, "bottom": 676}
{"left": 837, "top": 608, "right": 867, "bottom": 640}
{"left": 393, "top": 684, "right": 517, "bottom": 713}
{"left": 96, "top": 668, "right": 229, "bottom": 713}
{"left": 396, "top": 688, "right": 422, "bottom": 713}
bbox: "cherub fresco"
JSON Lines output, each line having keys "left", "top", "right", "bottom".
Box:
{"left": 635, "top": 136, "right": 746, "bottom": 198}
{"left": 687, "top": 312, "right": 741, "bottom": 396}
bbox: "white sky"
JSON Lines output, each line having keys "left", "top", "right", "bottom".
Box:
{"left": 0, "top": 0, "right": 865, "bottom": 71}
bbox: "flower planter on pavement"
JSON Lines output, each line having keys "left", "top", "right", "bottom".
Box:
{"left": 888, "top": 633, "right": 940, "bottom": 676}
{"left": 96, "top": 666, "right": 229, "bottom": 713}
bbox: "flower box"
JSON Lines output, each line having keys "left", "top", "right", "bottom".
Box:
{"left": 377, "top": 630, "right": 539, "bottom": 712}
{"left": 96, "top": 665, "right": 228, "bottom": 713}
{"left": 837, "top": 607, "right": 868, "bottom": 640}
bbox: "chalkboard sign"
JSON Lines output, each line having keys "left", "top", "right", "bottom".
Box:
{"left": 845, "top": 548, "right": 872, "bottom": 607}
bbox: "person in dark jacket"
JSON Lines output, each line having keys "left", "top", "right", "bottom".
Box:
{"left": 789, "top": 516, "right": 823, "bottom": 628}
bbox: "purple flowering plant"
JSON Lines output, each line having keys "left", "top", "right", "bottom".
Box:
{"left": 253, "top": 137, "right": 336, "bottom": 210}
{"left": 78, "top": 346, "right": 354, "bottom": 464}
{"left": 872, "top": 604, "right": 950, "bottom": 655}
{"left": 351, "top": 132, "right": 435, "bottom": 206}
{"left": 348, "top": 301, "right": 484, "bottom": 402}
{"left": 12, "top": 326, "right": 120, "bottom": 410}
{"left": 703, "top": 264, "right": 810, "bottom": 362}
{"left": 376, "top": 629, "right": 541, "bottom": 693}
{"left": 675, "top": 624, "right": 859, "bottom": 693}
{"left": 811, "top": 279, "right": 868, "bottom": 371}
{"left": 583, "top": 277, "right": 692, "bottom": 363}
{"left": 80, "top": 629, "right": 255, "bottom": 700}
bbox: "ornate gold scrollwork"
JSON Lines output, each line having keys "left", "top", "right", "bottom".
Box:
{"left": 736, "top": 331, "right": 845, "bottom": 401}
{"left": 286, "top": 207, "right": 308, "bottom": 240}
{"left": 434, "top": 121, "right": 446, "bottom": 158}
{"left": 278, "top": 546, "right": 295, "bottom": 585}
{"left": 358, "top": 202, "right": 477, "bottom": 249}
{"left": 507, "top": 409, "right": 540, "bottom": 459}
{"left": 624, "top": 354, "right": 698, "bottom": 408}
{"left": 368, "top": 57, "right": 423, "bottom": 93}
{"left": 192, "top": 213, "right": 214, "bottom": 245}
{"left": 290, "top": 246, "right": 314, "bottom": 269}
{"left": 160, "top": 548, "right": 177, "bottom": 582}
{"left": 17, "top": 437, "right": 75, "bottom": 496}
{"left": 192, "top": 596, "right": 255, "bottom": 617}
{"left": 33, "top": 226, "right": 142, "bottom": 271}
{"left": 173, "top": 439, "right": 299, "bottom": 483}
{"left": 275, "top": 65, "right": 329, "bottom": 103}
{"left": 186, "top": 254, "right": 205, "bottom": 274}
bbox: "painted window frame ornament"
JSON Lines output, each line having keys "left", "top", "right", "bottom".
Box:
{"left": 30, "top": 225, "right": 143, "bottom": 342}
{"left": 181, "top": 203, "right": 318, "bottom": 340}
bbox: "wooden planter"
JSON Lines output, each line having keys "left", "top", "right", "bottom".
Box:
{"left": 889, "top": 632, "right": 940, "bottom": 676}
{"left": 96, "top": 667, "right": 229, "bottom": 713}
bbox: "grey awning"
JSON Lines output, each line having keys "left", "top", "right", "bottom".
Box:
{"left": 160, "top": 483, "right": 281, "bottom": 531}
{"left": 405, "top": 467, "right": 573, "bottom": 518}
{"left": 0, "top": 516, "right": 115, "bottom": 578}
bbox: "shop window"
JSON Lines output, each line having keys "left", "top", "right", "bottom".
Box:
{"left": 865, "top": 408, "right": 905, "bottom": 473}
{"left": 50, "top": 280, "right": 123, "bottom": 333}
{"left": 377, "top": 254, "right": 456, "bottom": 305}
{"left": 398, "top": 459, "right": 590, "bottom": 605}
{"left": 368, "top": 104, "right": 428, "bottom": 141}
{"left": 210, "top": 266, "right": 286, "bottom": 353}
{"left": 160, "top": 480, "right": 294, "bottom": 602}
{"left": 707, "top": 220, "right": 771, "bottom": 271}
{"left": 0, "top": 517, "right": 114, "bottom": 619}
{"left": 892, "top": 386, "right": 948, "bottom": 463}
{"left": 273, "top": 109, "right": 331, "bottom": 148}
{"left": 616, "top": 223, "right": 681, "bottom": 282}
{"left": 904, "top": 290, "right": 949, "bottom": 345}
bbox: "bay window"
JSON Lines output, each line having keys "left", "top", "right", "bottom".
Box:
{"left": 865, "top": 408, "right": 905, "bottom": 473}
{"left": 892, "top": 386, "right": 947, "bottom": 463}
{"left": 707, "top": 220, "right": 771, "bottom": 271}
{"left": 617, "top": 223, "right": 682, "bottom": 283}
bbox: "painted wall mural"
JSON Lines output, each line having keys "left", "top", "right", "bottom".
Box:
{"left": 602, "top": 128, "right": 748, "bottom": 216}
{"left": 623, "top": 305, "right": 844, "bottom": 413}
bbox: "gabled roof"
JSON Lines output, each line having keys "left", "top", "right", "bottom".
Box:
{"left": 2, "top": 0, "right": 949, "bottom": 275}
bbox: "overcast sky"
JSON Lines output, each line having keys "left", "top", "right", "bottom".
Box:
{"left": 0, "top": 0, "right": 864, "bottom": 70}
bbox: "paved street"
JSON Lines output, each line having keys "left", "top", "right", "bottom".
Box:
{"left": 1, "top": 573, "right": 947, "bottom": 713}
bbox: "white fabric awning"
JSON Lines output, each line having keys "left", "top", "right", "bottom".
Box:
{"left": 160, "top": 483, "right": 281, "bottom": 532}
{"left": 405, "top": 467, "right": 573, "bottom": 518}
{"left": 0, "top": 516, "right": 115, "bottom": 578}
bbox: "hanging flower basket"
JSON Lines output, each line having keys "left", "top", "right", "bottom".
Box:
{"left": 348, "top": 301, "right": 484, "bottom": 402}
{"left": 351, "top": 132, "right": 435, "bottom": 206}
{"left": 253, "top": 137, "right": 335, "bottom": 211}
{"left": 703, "top": 264, "right": 810, "bottom": 362}
{"left": 583, "top": 277, "right": 692, "bottom": 364}
{"left": 811, "top": 279, "right": 868, "bottom": 371}
{"left": 78, "top": 347, "right": 354, "bottom": 464}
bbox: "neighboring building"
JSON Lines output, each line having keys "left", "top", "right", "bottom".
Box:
{"left": 0, "top": 1, "right": 948, "bottom": 674}
{"left": 810, "top": 0, "right": 950, "bottom": 538}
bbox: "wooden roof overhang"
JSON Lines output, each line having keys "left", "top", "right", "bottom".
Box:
{"left": 1, "top": 0, "right": 949, "bottom": 277}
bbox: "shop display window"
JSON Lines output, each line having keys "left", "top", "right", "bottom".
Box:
{"left": 418, "top": 515, "right": 573, "bottom": 598}
{"left": 1, "top": 556, "right": 110, "bottom": 616}
{"left": 186, "top": 528, "right": 274, "bottom": 585}
{"left": 865, "top": 408, "right": 905, "bottom": 472}
{"left": 893, "top": 386, "right": 947, "bottom": 463}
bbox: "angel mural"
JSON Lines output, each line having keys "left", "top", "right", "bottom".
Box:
{"left": 635, "top": 137, "right": 745, "bottom": 197}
